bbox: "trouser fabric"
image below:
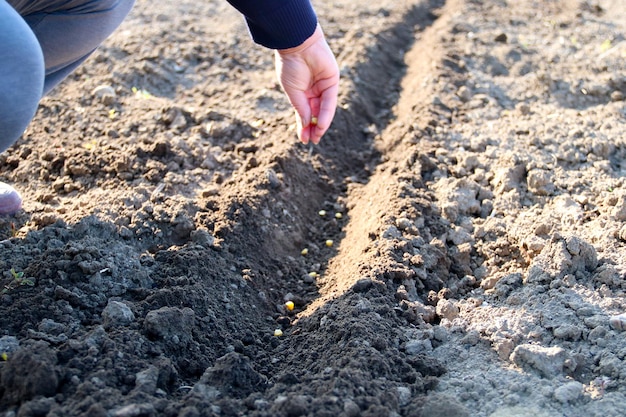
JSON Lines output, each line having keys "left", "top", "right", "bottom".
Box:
{"left": 0, "top": 0, "right": 135, "bottom": 152}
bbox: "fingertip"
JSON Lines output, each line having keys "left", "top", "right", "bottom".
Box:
{"left": 299, "top": 128, "right": 310, "bottom": 145}
{"left": 310, "top": 130, "right": 323, "bottom": 145}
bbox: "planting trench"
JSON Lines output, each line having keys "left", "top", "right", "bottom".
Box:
{"left": 2, "top": 0, "right": 626, "bottom": 416}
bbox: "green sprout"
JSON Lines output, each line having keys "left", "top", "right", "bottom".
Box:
{"left": 1, "top": 268, "right": 34, "bottom": 294}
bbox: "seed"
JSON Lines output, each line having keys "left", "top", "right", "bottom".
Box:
{"left": 301, "top": 248, "right": 309, "bottom": 256}
{"left": 308, "top": 271, "right": 318, "bottom": 278}
{"left": 325, "top": 240, "right": 334, "bottom": 247}
{"left": 335, "top": 212, "right": 343, "bottom": 219}
{"left": 285, "top": 301, "right": 295, "bottom": 311}
{"left": 318, "top": 210, "right": 327, "bottom": 217}
{"left": 311, "top": 116, "right": 318, "bottom": 126}
{"left": 274, "top": 329, "right": 284, "bottom": 337}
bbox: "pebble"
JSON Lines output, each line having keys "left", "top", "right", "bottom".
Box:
{"left": 420, "top": 394, "right": 470, "bottom": 417}
{"left": 553, "top": 324, "right": 581, "bottom": 341}
{"left": 0, "top": 335, "right": 19, "bottom": 354}
{"left": 353, "top": 278, "right": 372, "bottom": 293}
{"left": 92, "top": 84, "right": 116, "bottom": 105}
{"left": 265, "top": 168, "right": 281, "bottom": 189}
{"left": 396, "top": 386, "right": 412, "bottom": 406}
{"left": 134, "top": 366, "right": 159, "bottom": 394}
{"left": 510, "top": 344, "right": 568, "bottom": 377}
{"left": 608, "top": 313, "right": 626, "bottom": 331}
{"left": 102, "top": 300, "right": 135, "bottom": 329}
{"left": 395, "top": 217, "right": 413, "bottom": 231}
{"left": 190, "top": 229, "right": 215, "bottom": 248}
{"left": 343, "top": 399, "right": 360, "bottom": 417}
{"left": 405, "top": 339, "right": 432, "bottom": 355}
{"left": 436, "top": 299, "right": 460, "bottom": 321}
{"left": 457, "top": 85, "right": 472, "bottom": 102}
{"left": 553, "top": 381, "right": 583, "bottom": 404}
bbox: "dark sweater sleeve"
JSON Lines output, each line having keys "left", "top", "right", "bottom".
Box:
{"left": 226, "top": 0, "right": 318, "bottom": 49}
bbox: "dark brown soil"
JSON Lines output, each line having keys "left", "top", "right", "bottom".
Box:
{"left": 1, "top": 1, "right": 626, "bottom": 416}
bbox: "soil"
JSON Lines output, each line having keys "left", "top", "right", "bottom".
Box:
{"left": 1, "top": 0, "right": 626, "bottom": 416}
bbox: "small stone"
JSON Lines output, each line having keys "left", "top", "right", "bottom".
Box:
{"left": 608, "top": 313, "right": 626, "bottom": 331}
{"left": 396, "top": 217, "right": 413, "bottom": 230}
{"left": 553, "top": 324, "right": 581, "bottom": 341}
{"left": 0, "top": 336, "right": 19, "bottom": 355}
{"left": 353, "top": 278, "right": 372, "bottom": 293}
{"left": 265, "top": 169, "right": 281, "bottom": 189}
{"left": 480, "top": 275, "right": 501, "bottom": 290}
{"left": 553, "top": 381, "right": 583, "bottom": 403}
{"left": 610, "top": 90, "right": 624, "bottom": 101}
{"left": 396, "top": 386, "right": 412, "bottom": 406}
{"left": 510, "top": 344, "right": 568, "bottom": 377}
{"left": 495, "top": 33, "right": 508, "bottom": 43}
{"left": 102, "top": 300, "right": 135, "bottom": 329}
{"left": 190, "top": 229, "right": 215, "bottom": 248}
{"left": 436, "top": 299, "right": 459, "bottom": 321}
{"left": 343, "top": 399, "right": 360, "bottom": 417}
{"left": 405, "top": 339, "right": 433, "bottom": 355}
{"left": 0, "top": 182, "right": 22, "bottom": 215}
{"left": 92, "top": 85, "right": 116, "bottom": 105}
{"left": 420, "top": 394, "right": 470, "bottom": 417}
{"left": 457, "top": 85, "right": 472, "bottom": 102}
{"left": 527, "top": 169, "right": 555, "bottom": 196}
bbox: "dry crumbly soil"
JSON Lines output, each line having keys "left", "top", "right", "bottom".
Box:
{"left": 1, "top": 0, "right": 626, "bottom": 416}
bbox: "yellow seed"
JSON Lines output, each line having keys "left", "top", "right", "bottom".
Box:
{"left": 285, "top": 301, "right": 295, "bottom": 311}
{"left": 318, "top": 210, "right": 327, "bottom": 217}
{"left": 335, "top": 212, "right": 343, "bottom": 219}
{"left": 308, "top": 271, "right": 318, "bottom": 278}
{"left": 0, "top": 352, "right": 7, "bottom": 361}
{"left": 301, "top": 248, "right": 309, "bottom": 256}
{"left": 326, "top": 240, "right": 334, "bottom": 247}
{"left": 274, "top": 329, "right": 284, "bottom": 337}
{"left": 311, "top": 116, "right": 318, "bottom": 126}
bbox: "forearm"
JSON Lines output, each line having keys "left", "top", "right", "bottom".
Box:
{"left": 225, "top": 0, "right": 317, "bottom": 49}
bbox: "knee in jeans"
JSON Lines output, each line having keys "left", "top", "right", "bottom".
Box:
{"left": 0, "top": 43, "right": 44, "bottom": 152}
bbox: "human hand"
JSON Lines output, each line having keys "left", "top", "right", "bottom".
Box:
{"left": 275, "top": 24, "right": 339, "bottom": 145}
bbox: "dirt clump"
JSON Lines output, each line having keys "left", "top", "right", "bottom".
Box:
{"left": 1, "top": 0, "right": 626, "bottom": 416}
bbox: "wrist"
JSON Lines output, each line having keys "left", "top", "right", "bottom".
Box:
{"left": 277, "top": 24, "right": 324, "bottom": 55}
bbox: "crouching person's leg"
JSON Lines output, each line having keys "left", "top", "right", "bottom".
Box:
{"left": 0, "top": 0, "right": 135, "bottom": 215}
{"left": 0, "top": 0, "right": 45, "bottom": 154}
{"left": 12, "top": 0, "right": 136, "bottom": 94}
{"left": 0, "top": 1, "right": 45, "bottom": 214}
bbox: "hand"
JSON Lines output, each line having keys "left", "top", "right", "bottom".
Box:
{"left": 275, "top": 24, "right": 339, "bottom": 145}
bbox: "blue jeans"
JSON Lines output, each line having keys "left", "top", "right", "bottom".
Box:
{"left": 0, "top": 0, "right": 135, "bottom": 152}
